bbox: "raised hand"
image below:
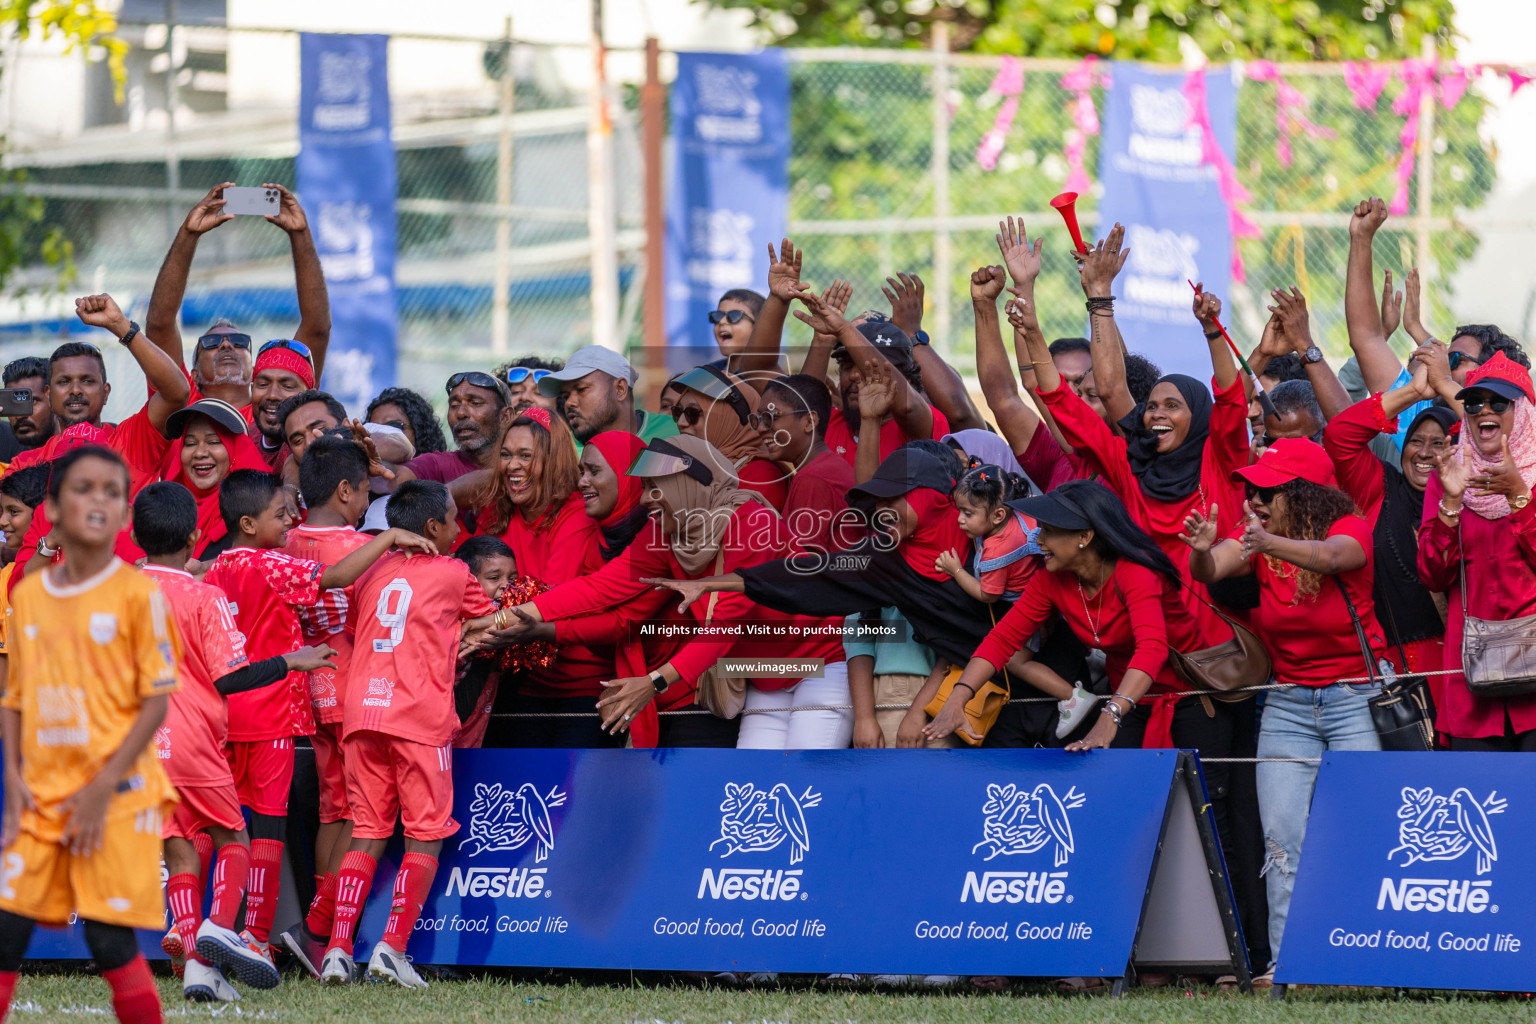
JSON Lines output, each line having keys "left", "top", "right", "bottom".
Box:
{"left": 823, "top": 278, "right": 853, "bottom": 317}
{"left": 996, "top": 216, "right": 1043, "bottom": 286}
{"left": 1402, "top": 266, "right": 1430, "bottom": 344}
{"left": 1003, "top": 295, "right": 1031, "bottom": 334}
{"left": 1180, "top": 504, "right": 1220, "bottom": 553}
{"left": 765, "top": 237, "right": 804, "bottom": 302}
{"left": 263, "top": 183, "right": 310, "bottom": 234}
{"left": 1349, "top": 196, "right": 1388, "bottom": 241}
{"left": 1268, "top": 287, "right": 1315, "bottom": 352}
{"left": 857, "top": 357, "right": 898, "bottom": 422}
{"left": 1435, "top": 446, "right": 1470, "bottom": 500}
{"left": 1381, "top": 269, "right": 1403, "bottom": 340}
{"left": 790, "top": 283, "right": 849, "bottom": 338}
{"left": 349, "top": 419, "right": 397, "bottom": 481}
{"left": 74, "top": 293, "right": 130, "bottom": 335}
{"left": 883, "top": 272, "right": 925, "bottom": 337}
{"left": 184, "top": 182, "right": 234, "bottom": 235}
{"left": 970, "top": 265, "right": 1006, "bottom": 304}
{"left": 1411, "top": 340, "right": 1453, "bottom": 396}
{"left": 1192, "top": 284, "right": 1222, "bottom": 329}
{"left": 1470, "top": 437, "right": 1532, "bottom": 502}
{"left": 1079, "top": 221, "right": 1129, "bottom": 297}
{"left": 1239, "top": 500, "right": 1273, "bottom": 559}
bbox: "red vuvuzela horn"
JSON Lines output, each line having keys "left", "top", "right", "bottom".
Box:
{"left": 1050, "top": 191, "right": 1089, "bottom": 255}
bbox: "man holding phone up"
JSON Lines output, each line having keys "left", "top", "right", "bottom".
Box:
{"left": 146, "top": 182, "right": 331, "bottom": 468}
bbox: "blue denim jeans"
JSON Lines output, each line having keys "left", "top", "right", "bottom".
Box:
{"left": 1255, "top": 681, "right": 1380, "bottom": 967}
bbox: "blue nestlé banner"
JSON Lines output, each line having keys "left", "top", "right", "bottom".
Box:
{"left": 338, "top": 748, "right": 1178, "bottom": 975}
{"left": 1097, "top": 64, "right": 1235, "bottom": 381}
{"left": 664, "top": 51, "right": 789, "bottom": 365}
{"left": 1277, "top": 753, "right": 1536, "bottom": 990}
{"left": 297, "top": 33, "right": 397, "bottom": 413}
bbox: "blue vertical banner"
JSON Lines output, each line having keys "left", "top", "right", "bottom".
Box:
{"left": 297, "top": 33, "right": 396, "bottom": 413}
{"left": 664, "top": 51, "right": 789, "bottom": 365}
{"left": 1096, "top": 64, "right": 1235, "bottom": 381}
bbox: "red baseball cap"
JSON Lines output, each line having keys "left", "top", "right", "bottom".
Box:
{"left": 1233, "top": 437, "right": 1337, "bottom": 489}
{"left": 1455, "top": 351, "right": 1535, "bottom": 405}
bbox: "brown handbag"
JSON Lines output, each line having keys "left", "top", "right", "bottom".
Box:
{"left": 1458, "top": 530, "right": 1536, "bottom": 698}
{"left": 1164, "top": 583, "right": 1273, "bottom": 703}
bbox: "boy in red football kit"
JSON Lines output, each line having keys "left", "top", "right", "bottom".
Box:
{"left": 133, "top": 483, "right": 338, "bottom": 1003}
{"left": 320, "top": 480, "right": 497, "bottom": 989}
{"left": 275, "top": 437, "right": 374, "bottom": 976}
{"left": 0, "top": 447, "right": 177, "bottom": 1024}
{"left": 202, "top": 469, "right": 437, "bottom": 970}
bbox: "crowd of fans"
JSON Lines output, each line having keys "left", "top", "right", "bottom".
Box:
{"left": 0, "top": 183, "right": 1528, "bottom": 1007}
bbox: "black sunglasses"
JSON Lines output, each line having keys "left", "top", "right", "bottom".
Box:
{"left": 1463, "top": 396, "right": 1512, "bottom": 416}
{"left": 749, "top": 408, "right": 804, "bottom": 431}
{"left": 447, "top": 371, "right": 509, "bottom": 397}
{"left": 198, "top": 331, "right": 252, "bottom": 351}
{"left": 707, "top": 310, "right": 755, "bottom": 325}
{"left": 1255, "top": 435, "right": 1281, "bottom": 450}
{"left": 1448, "top": 352, "right": 1483, "bottom": 371}
{"left": 672, "top": 405, "right": 702, "bottom": 427}
{"left": 1245, "top": 484, "right": 1279, "bottom": 504}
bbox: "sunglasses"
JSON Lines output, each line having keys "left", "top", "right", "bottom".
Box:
{"left": 1255, "top": 435, "right": 1281, "bottom": 450}
{"left": 505, "top": 367, "right": 552, "bottom": 385}
{"left": 377, "top": 418, "right": 409, "bottom": 432}
{"left": 1245, "top": 485, "right": 1279, "bottom": 504}
{"left": 749, "top": 407, "right": 803, "bottom": 431}
{"left": 707, "top": 310, "right": 755, "bottom": 325}
{"left": 672, "top": 405, "right": 702, "bottom": 427}
{"left": 447, "top": 371, "right": 508, "bottom": 396}
{"left": 1448, "top": 352, "right": 1483, "bottom": 371}
{"left": 1463, "top": 396, "right": 1512, "bottom": 416}
{"left": 258, "top": 338, "right": 314, "bottom": 365}
{"left": 198, "top": 332, "right": 252, "bottom": 351}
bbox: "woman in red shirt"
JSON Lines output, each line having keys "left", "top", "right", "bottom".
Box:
{"left": 479, "top": 407, "right": 616, "bottom": 747}
{"left": 927, "top": 480, "right": 1206, "bottom": 751}
{"left": 1183, "top": 438, "right": 1386, "bottom": 983}
{"left": 669, "top": 364, "right": 789, "bottom": 511}
{"left": 1418, "top": 351, "right": 1536, "bottom": 750}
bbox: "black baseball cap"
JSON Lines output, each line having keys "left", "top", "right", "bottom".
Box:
{"left": 1008, "top": 490, "right": 1091, "bottom": 532}
{"left": 846, "top": 448, "right": 957, "bottom": 510}
{"left": 832, "top": 321, "right": 918, "bottom": 374}
{"left": 164, "top": 398, "right": 248, "bottom": 439}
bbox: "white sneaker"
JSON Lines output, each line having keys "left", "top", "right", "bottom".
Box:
{"left": 367, "top": 940, "right": 428, "bottom": 989}
{"left": 196, "top": 919, "right": 281, "bottom": 990}
{"left": 183, "top": 958, "right": 241, "bottom": 1003}
{"left": 1056, "top": 685, "right": 1096, "bottom": 738}
{"left": 320, "top": 947, "right": 355, "bottom": 986}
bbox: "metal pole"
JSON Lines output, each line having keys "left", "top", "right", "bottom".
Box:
{"left": 1414, "top": 35, "right": 1436, "bottom": 287}
{"left": 587, "top": 0, "right": 621, "bottom": 351}
{"left": 491, "top": 17, "right": 515, "bottom": 357}
{"left": 641, "top": 37, "right": 666, "bottom": 405}
{"left": 164, "top": 0, "right": 180, "bottom": 244}
{"left": 930, "top": 20, "right": 951, "bottom": 350}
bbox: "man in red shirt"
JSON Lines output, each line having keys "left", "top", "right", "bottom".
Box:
{"left": 134, "top": 482, "right": 335, "bottom": 1002}
{"left": 275, "top": 437, "right": 376, "bottom": 978}
{"left": 757, "top": 373, "right": 855, "bottom": 556}
{"left": 320, "top": 480, "right": 496, "bottom": 989}
{"left": 202, "top": 469, "right": 435, "bottom": 971}
{"left": 395, "top": 371, "right": 513, "bottom": 486}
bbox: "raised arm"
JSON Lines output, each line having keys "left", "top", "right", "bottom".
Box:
{"left": 885, "top": 273, "right": 986, "bottom": 432}
{"left": 737, "top": 238, "right": 799, "bottom": 388}
{"left": 1345, "top": 197, "right": 1404, "bottom": 394}
{"left": 971, "top": 263, "right": 1041, "bottom": 454}
{"left": 146, "top": 182, "right": 235, "bottom": 369}
{"left": 1180, "top": 505, "right": 1251, "bottom": 582}
{"left": 1078, "top": 223, "right": 1136, "bottom": 424}
{"left": 795, "top": 279, "right": 850, "bottom": 384}
{"left": 267, "top": 184, "right": 331, "bottom": 380}
{"left": 1269, "top": 286, "right": 1350, "bottom": 421}
{"left": 997, "top": 218, "right": 1071, "bottom": 451}
{"left": 75, "top": 294, "right": 190, "bottom": 433}
{"left": 1192, "top": 284, "right": 1239, "bottom": 393}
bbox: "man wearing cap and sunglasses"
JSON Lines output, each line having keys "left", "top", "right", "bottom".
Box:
{"left": 144, "top": 182, "right": 330, "bottom": 429}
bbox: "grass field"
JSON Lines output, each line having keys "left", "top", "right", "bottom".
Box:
{"left": 6, "top": 972, "right": 1535, "bottom": 1023}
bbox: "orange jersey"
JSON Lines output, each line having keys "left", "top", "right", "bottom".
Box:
{"left": 1, "top": 559, "right": 180, "bottom": 842}
{"left": 284, "top": 524, "right": 370, "bottom": 724}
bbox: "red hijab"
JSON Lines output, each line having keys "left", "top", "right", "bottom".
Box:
{"left": 584, "top": 431, "right": 646, "bottom": 527}
{"left": 160, "top": 413, "right": 272, "bottom": 555}
{"left": 899, "top": 486, "right": 964, "bottom": 582}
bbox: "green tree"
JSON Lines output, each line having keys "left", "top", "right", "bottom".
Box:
{"left": 0, "top": 2, "right": 125, "bottom": 293}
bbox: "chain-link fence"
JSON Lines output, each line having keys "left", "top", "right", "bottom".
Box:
{"left": 0, "top": 25, "right": 1520, "bottom": 422}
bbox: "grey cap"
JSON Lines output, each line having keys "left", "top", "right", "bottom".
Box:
{"left": 537, "top": 345, "right": 638, "bottom": 398}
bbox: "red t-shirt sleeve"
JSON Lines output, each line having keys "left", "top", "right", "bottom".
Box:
{"left": 972, "top": 571, "right": 1053, "bottom": 668}
{"left": 110, "top": 402, "right": 173, "bottom": 488}
{"left": 202, "top": 593, "right": 250, "bottom": 678}
{"left": 1119, "top": 562, "right": 1173, "bottom": 680}
{"left": 1040, "top": 381, "right": 1136, "bottom": 497}
{"left": 736, "top": 459, "right": 788, "bottom": 512}
{"left": 1207, "top": 374, "right": 1250, "bottom": 485}
{"left": 264, "top": 551, "right": 326, "bottom": 608}
{"left": 1322, "top": 393, "right": 1392, "bottom": 517}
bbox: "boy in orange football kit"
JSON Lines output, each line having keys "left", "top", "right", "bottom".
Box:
{"left": 132, "top": 482, "right": 337, "bottom": 1003}
{"left": 201, "top": 469, "right": 436, "bottom": 973}
{"left": 0, "top": 447, "right": 176, "bottom": 1024}
{"left": 320, "top": 480, "right": 497, "bottom": 989}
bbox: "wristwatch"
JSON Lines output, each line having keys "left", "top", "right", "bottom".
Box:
{"left": 1300, "top": 345, "right": 1325, "bottom": 365}
{"left": 1513, "top": 494, "right": 1532, "bottom": 512}
{"left": 912, "top": 330, "right": 931, "bottom": 347}
{"left": 117, "top": 321, "right": 141, "bottom": 347}
{"left": 648, "top": 670, "right": 671, "bottom": 695}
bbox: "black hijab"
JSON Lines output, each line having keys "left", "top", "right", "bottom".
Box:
{"left": 1116, "top": 373, "right": 1213, "bottom": 504}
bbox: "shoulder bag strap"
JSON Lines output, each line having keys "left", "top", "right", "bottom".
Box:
{"left": 702, "top": 548, "right": 727, "bottom": 626}
{"left": 1332, "top": 575, "right": 1382, "bottom": 689}
{"left": 988, "top": 602, "right": 1010, "bottom": 698}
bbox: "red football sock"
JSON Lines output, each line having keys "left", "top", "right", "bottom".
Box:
{"left": 101, "top": 956, "right": 161, "bottom": 1024}
{"left": 166, "top": 873, "right": 205, "bottom": 966}
{"left": 209, "top": 843, "right": 250, "bottom": 932}
{"left": 243, "top": 838, "right": 284, "bottom": 945}
{"left": 192, "top": 831, "right": 215, "bottom": 885}
{"left": 305, "top": 871, "right": 338, "bottom": 938}
{"left": 381, "top": 853, "right": 438, "bottom": 952}
{"left": 0, "top": 969, "right": 17, "bottom": 1024}
{"left": 325, "top": 851, "right": 377, "bottom": 956}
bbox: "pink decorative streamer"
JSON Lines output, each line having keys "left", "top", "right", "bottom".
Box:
{"left": 1060, "top": 56, "right": 1102, "bottom": 194}
{"left": 1183, "top": 68, "right": 1260, "bottom": 283}
{"left": 1438, "top": 62, "right": 1475, "bottom": 109}
{"left": 1510, "top": 70, "right": 1534, "bottom": 97}
{"left": 975, "top": 56, "right": 1024, "bottom": 171}
{"left": 1246, "top": 60, "right": 1337, "bottom": 167}
{"left": 1344, "top": 61, "right": 1392, "bottom": 109}
{"left": 1389, "top": 58, "right": 1435, "bottom": 215}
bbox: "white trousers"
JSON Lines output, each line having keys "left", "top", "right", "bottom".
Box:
{"left": 736, "top": 661, "right": 854, "bottom": 750}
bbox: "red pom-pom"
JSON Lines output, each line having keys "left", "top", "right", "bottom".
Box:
{"left": 493, "top": 575, "right": 558, "bottom": 672}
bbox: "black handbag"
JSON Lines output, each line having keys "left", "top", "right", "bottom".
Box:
{"left": 1336, "top": 579, "right": 1436, "bottom": 752}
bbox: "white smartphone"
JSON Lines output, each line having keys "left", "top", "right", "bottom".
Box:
{"left": 222, "top": 186, "right": 281, "bottom": 216}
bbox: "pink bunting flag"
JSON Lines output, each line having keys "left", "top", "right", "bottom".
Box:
{"left": 1510, "top": 70, "right": 1534, "bottom": 96}
{"left": 1183, "top": 68, "right": 1259, "bottom": 282}
{"left": 1246, "top": 60, "right": 1337, "bottom": 167}
{"left": 1060, "top": 56, "right": 1102, "bottom": 194}
{"left": 1344, "top": 61, "right": 1392, "bottom": 109}
{"left": 975, "top": 56, "right": 1024, "bottom": 171}
{"left": 1438, "top": 63, "right": 1476, "bottom": 109}
{"left": 1389, "top": 58, "right": 1435, "bottom": 215}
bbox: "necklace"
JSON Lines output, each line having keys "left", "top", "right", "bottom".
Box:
{"left": 1077, "top": 575, "right": 1107, "bottom": 645}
